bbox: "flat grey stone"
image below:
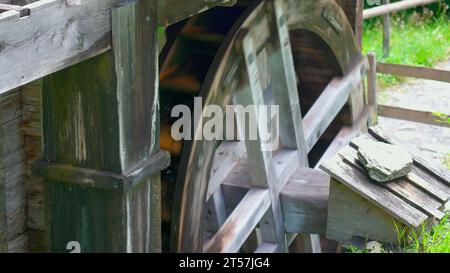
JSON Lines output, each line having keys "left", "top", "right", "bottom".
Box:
{"left": 357, "top": 141, "right": 413, "bottom": 183}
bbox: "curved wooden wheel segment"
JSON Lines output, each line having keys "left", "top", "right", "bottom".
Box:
{"left": 161, "top": 0, "right": 368, "bottom": 253}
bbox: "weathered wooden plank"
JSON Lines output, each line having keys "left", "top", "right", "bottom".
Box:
{"left": 321, "top": 154, "right": 428, "bottom": 227}
{"left": 269, "top": 0, "right": 308, "bottom": 165}
{"left": 407, "top": 172, "right": 449, "bottom": 203}
{"left": 410, "top": 167, "right": 450, "bottom": 199}
{"left": 238, "top": 26, "right": 289, "bottom": 251}
{"left": 0, "top": 3, "right": 21, "bottom": 12}
{"left": 158, "top": 0, "right": 235, "bottom": 27}
{"left": 363, "top": 0, "right": 440, "bottom": 19}
{"left": 0, "top": 89, "right": 22, "bottom": 125}
{"left": 326, "top": 179, "right": 405, "bottom": 244}
{"left": 378, "top": 105, "right": 450, "bottom": 128}
{"left": 280, "top": 167, "right": 330, "bottom": 235}
{"left": 206, "top": 141, "right": 246, "bottom": 201}
{"left": 35, "top": 0, "right": 165, "bottom": 253}
{"left": 350, "top": 134, "right": 450, "bottom": 203}
{"left": 367, "top": 52, "right": 377, "bottom": 125}
{"left": 0, "top": 0, "right": 234, "bottom": 94}
{"left": 204, "top": 188, "right": 271, "bottom": 253}
{"left": 21, "top": 81, "right": 45, "bottom": 250}
{"left": 254, "top": 242, "right": 277, "bottom": 253}
{"left": 316, "top": 127, "right": 353, "bottom": 168}
{"left": 339, "top": 145, "right": 445, "bottom": 219}
{"left": 303, "top": 57, "right": 367, "bottom": 152}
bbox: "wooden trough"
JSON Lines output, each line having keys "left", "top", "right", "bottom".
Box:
{"left": 321, "top": 126, "right": 450, "bottom": 245}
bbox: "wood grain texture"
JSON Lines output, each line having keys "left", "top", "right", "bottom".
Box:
{"left": 378, "top": 105, "right": 450, "bottom": 128}
{"left": 21, "top": 81, "right": 45, "bottom": 253}
{"left": 321, "top": 153, "right": 428, "bottom": 227}
{"left": 377, "top": 62, "right": 450, "bottom": 83}
{"left": 321, "top": 127, "right": 450, "bottom": 244}
{"left": 280, "top": 167, "right": 330, "bottom": 235}
{"left": 327, "top": 179, "right": 404, "bottom": 244}
{"left": 0, "top": 89, "right": 27, "bottom": 252}
{"left": 204, "top": 188, "right": 271, "bottom": 253}
{"left": 303, "top": 57, "right": 367, "bottom": 152}
{"left": 37, "top": 0, "right": 165, "bottom": 253}
{"left": 339, "top": 144, "right": 445, "bottom": 219}
{"left": 0, "top": 0, "right": 234, "bottom": 94}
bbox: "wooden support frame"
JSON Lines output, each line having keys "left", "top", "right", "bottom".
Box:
{"left": 303, "top": 57, "right": 368, "bottom": 152}
{"left": 0, "top": 0, "right": 235, "bottom": 94}
{"left": 32, "top": 0, "right": 169, "bottom": 253}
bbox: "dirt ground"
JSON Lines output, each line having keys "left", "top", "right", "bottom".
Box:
{"left": 377, "top": 59, "right": 450, "bottom": 167}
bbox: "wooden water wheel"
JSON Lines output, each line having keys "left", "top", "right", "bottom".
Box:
{"left": 159, "top": 0, "right": 368, "bottom": 253}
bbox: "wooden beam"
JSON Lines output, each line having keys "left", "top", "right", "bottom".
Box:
{"left": 363, "top": 0, "right": 439, "bottom": 19}
{"left": 206, "top": 141, "right": 246, "bottom": 201}
{"left": 377, "top": 62, "right": 450, "bottom": 83}
{"left": 204, "top": 188, "right": 271, "bottom": 253}
{"left": 378, "top": 105, "right": 450, "bottom": 128}
{"left": 303, "top": 57, "right": 367, "bottom": 152}
{"left": 237, "top": 25, "right": 288, "bottom": 252}
{"left": 280, "top": 168, "right": 330, "bottom": 235}
{"left": 0, "top": 0, "right": 234, "bottom": 94}
{"left": 367, "top": 53, "right": 377, "bottom": 125}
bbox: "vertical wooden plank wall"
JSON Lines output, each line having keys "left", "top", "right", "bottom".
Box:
{"left": 21, "top": 81, "right": 45, "bottom": 252}
{"left": 0, "top": 89, "right": 27, "bottom": 252}
{"left": 31, "top": 0, "right": 168, "bottom": 253}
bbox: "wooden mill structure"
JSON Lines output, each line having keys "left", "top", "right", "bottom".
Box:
{"left": 0, "top": 0, "right": 373, "bottom": 253}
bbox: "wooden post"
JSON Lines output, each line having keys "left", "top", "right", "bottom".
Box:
{"left": 367, "top": 52, "right": 377, "bottom": 125}
{"left": 269, "top": 0, "right": 321, "bottom": 253}
{"left": 383, "top": 0, "right": 390, "bottom": 57}
{"left": 21, "top": 81, "right": 46, "bottom": 252}
{"left": 0, "top": 89, "right": 27, "bottom": 252}
{"left": 33, "top": 0, "right": 169, "bottom": 253}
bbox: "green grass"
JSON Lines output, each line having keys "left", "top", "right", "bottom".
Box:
{"left": 362, "top": 14, "right": 450, "bottom": 88}
{"left": 344, "top": 215, "right": 450, "bottom": 253}
{"left": 404, "top": 215, "right": 450, "bottom": 253}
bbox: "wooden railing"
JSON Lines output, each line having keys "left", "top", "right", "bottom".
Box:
{"left": 367, "top": 52, "right": 450, "bottom": 128}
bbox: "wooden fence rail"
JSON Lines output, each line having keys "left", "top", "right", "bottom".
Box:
{"left": 368, "top": 53, "right": 450, "bottom": 128}
{"left": 378, "top": 105, "right": 450, "bottom": 128}
{"left": 377, "top": 62, "right": 450, "bottom": 83}
{"left": 363, "top": 0, "right": 440, "bottom": 19}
